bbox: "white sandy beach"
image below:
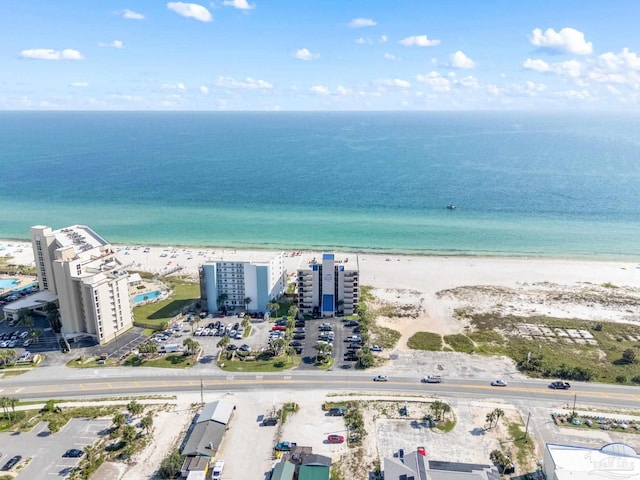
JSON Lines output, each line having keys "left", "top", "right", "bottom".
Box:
{"left": 3, "top": 240, "right": 640, "bottom": 344}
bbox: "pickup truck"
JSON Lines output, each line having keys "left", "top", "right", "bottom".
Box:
{"left": 422, "top": 375, "right": 443, "bottom": 383}
{"left": 275, "top": 441, "right": 297, "bottom": 451}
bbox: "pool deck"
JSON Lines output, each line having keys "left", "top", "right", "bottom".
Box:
{"left": 0, "top": 274, "right": 38, "bottom": 294}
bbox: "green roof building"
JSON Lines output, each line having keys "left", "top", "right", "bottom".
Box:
{"left": 271, "top": 461, "right": 295, "bottom": 480}
{"left": 298, "top": 465, "right": 330, "bottom": 480}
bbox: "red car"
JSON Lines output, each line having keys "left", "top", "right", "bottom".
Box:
{"left": 327, "top": 434, "right": 345, "bottom": 444}
{"left": 417, "top": 446, "right": 426, "bottom": 456}
{"left": 271, "top": 325, "right": 287, "bottom": 331}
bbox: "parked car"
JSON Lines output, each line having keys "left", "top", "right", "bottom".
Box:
{"left": 327, "top": 434, "right": 345, "bottom": 444}
{"left": 491, "top": 379, "right": 508, "bottom": 387}
{"left": 373, "top": 375, "right": 388, "bottom": 382}
{"left": 417, "top": 446, "right": 426, "bottom": 456}
{"left": 227, "top": 344, "right": 238, "bottom": 351}
{"left": 549, "top": 381, "right": 571, "bottom": 389}
{"left": 328, "top": 407, "right": 347, "bottom": 416}
{"left": 261, "top": 417, "right": 278, "bottom": 426}
{"left": 62, "top": 449, "right": 84, "bottom": 458}
{"left": 239, "top": 344, "right": 251, "bottom": 352}
{"left": 211, "top": 460, "right": 225, "bottom": 480}
{"left": 290, "top": 341, "right": 303, "bottom": 347}
{"left": 1, "top": 455, "right": 22, "bottom": 471}
{"left": 18, "top": 351, "right": 31, "bottom": 361}
{"left": 370, "top": 345, "right": 383, "bottom": 352}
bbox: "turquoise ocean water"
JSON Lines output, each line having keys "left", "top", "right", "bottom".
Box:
{"left": 0, "top": 111, "right": 639, "bottom": 259}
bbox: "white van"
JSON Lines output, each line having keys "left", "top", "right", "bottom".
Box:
{"left": 422, "top": 375, "right": 443, "bottom": 383}
{"left": 212, "top": 460, "right": 224, "bottom": 480}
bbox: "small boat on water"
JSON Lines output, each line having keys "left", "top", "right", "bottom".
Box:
{"left": 446, "top": 204, "right": 457, "bottom": 210}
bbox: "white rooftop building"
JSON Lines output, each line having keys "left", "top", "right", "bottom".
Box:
{"left": 30, "top": 225, "right": 133, "bottom": 345}
{"left": 544, "top": 443, "right": 640, "bottom": 480}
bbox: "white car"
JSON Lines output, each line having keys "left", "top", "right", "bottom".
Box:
{"left": 211, "top": 460, "right": 224, "bottom": 480}
{"left": 370, "top": 345, "right": 383, "bottom": 352}
{"left": 491, "top": 379, "right": 508, "bottom": 387}
{"left": 18, "top": 351, "right": 31, "bottom": 361}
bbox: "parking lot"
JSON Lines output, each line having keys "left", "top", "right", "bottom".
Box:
{"left": 0, "top": 417, "right": 111, "bottom": 479}
{"left": 186, "top": 314, "right": 364, "bottom": 370}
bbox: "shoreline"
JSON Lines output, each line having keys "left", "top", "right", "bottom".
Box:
{"left": 1, "top": 236, "right": 638, "bottom": 263}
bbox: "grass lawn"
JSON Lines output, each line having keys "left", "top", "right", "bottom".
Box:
{"left": 407, "top": 332, "right": 443, "bottom": 351}
{"left": 370, "top": 325, "right": 402, "bottom": 349}
{"left": 218, "top": 355, "right": 300, "bottom": 372}
{"left": 123, "top": 353, "right": 196, "bottom": 368}
{"left": 66, "top": 357, "right": 119, "bottom": 368}
{"left": 133, "top": 281, "right": 199, "bottom": 328}
{"left": 443, "top": 334, "right": 475, "bottom": 353}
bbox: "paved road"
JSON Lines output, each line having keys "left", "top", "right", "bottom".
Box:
{"left": 2, "top": 372, "right": 639, "bottom": 409}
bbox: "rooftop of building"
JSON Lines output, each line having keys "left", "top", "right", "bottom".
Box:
{"left": 49, "top": 225, "right": 109, "bottom": 256}
{"left": 199, "top": 250, "right": 285, "bottom": 267}
{"left": 297, "top": 253, "right": 359, "bottom": 271}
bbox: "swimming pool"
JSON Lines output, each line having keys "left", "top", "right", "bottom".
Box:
{"left": 132, "top": 290, "right": 162, "bottom": 304}
{"left": 0, "top": 278, "right": 19, "bottom": 290}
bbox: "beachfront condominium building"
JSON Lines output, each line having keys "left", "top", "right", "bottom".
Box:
{"left": 199, "top": 252, "right": 286, "bottom": 313}
{"left": 297, "top": 253, "right": 359, "bottom": 318}
{"left": 30, "top": 225, "right": 133, "bottom": 345}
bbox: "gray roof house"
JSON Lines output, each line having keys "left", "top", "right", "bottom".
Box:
{"left": 384, "top": 452, "right": 499, "bottom": 480}
{"left": 181, "top": 400, "right": 235, "bottom": 457}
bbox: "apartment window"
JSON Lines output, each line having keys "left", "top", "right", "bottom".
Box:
{"left": 76, "top": 265, "right": 82, "bottom": 275}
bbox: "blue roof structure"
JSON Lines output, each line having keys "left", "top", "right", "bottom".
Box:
{"left": 322, "top": 253, "right": 334, "bottom": 260}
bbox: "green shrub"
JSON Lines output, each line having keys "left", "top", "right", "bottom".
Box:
{"left": 407, "top": 332, "right": 442, "bottom": 351}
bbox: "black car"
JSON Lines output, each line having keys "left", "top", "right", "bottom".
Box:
{"left": 293, "top": 334, "right": 306, "bottom": 340}
{"left": 262, "top": 417, "right": 278, "bottom": 426}
{"left": 293, "top": 347, "right": 303, "bottom": 355}
{"left": 1, "top": 455, "right": 22, "bottom": 471}
{"left": 295, "top": 321, "right": 305, "bottom": 327}
{"left": 344, "top": 320, "right": 360, "bottom": 327}
{"left": 226, "top": 344, "right": 238, "bottom": 351}
{"left": 290, "top": 341, "right": 303, "bottom": 347}
{"left": 63, "top": 449, "right": 84, "bottom": 458}
{"left": 549, "top": 381, "right": 571, "bottom": 389}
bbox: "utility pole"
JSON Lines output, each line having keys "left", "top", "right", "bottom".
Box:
{"left": 200, "top": 378, "right": 204, "bottom": 405}
{"left": 572, "top": 393, "right": 577, "bottom": 417}
{"left": 524, "top": 412, "right": 531, "bottom": 443}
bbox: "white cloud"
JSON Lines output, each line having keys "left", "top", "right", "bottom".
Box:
{"left": 199, "top": 85, "right": 209, "bottom": 94}
{"left": 384, "top": 53, "right": 398, "bottom": 61}
{"left": 606, "top": 85, "right": 621, "bottom": 95}
{"left": 223, "top": 0, "right": 254, "bottom": 10}
{"left": 310, "top": 85, "right": 330, "bottom": 95}
{"left": 336, "top": 86, "right": 351, "bottom": 96}
{"left": 99, "top": 40, "right": 124, "bottom": 49}
{"left": 450, "top": 50, "right": 475, "bottom": 69}
{"left": 399, "top": 35, "right": 441, "bottom": 47}
{"left": 121, "top": 9, "right": 145, "bottom": 20}
{"left": 167, "top": 2, "right": 212, "bottom": 22}
{"left": 70, "top": 82, "right": 88, "bottom": 88}
{"left": 20, "top": 48, "right": 83, "bottom": 60}
{"left": 355, "top": 38, "right": 367, "bottom": 45}
{"left": 552, "top": 59, "right": 582, "bottom": 78}
{"left": 378, "top": 78, "right": 411, "bottom": 89}
{"left": 529, "top": 27, "right": 593, "bottom": 55}
{"left": 380, "top": 35, "right": 388, "bottom": 43}
{"left": 294, "top": 48, "right": 319, "bottom": 61}
{"left": 162, "top": 83, "right": 187, "bottom": 90}
{"left": 597, "top": 48, "right": 640, "bottom": 72}
{"left": 215, "top": 76, "right": 273, "bottom": 89}
{"left": 556, "top": 89, "right": 592, "bottom": 100}
{"left": 522, "top": 58, "right": 550, "bottom": 72}
{"left": 416, "top": 71, "right": 450, "bottom": 92}
{"left": 487, "top": 84, "right": 501, "bottom": 96}
{"left": 457, "top": 75, "right": 479, "bottom": 89}
{"left": 348, "top": 18, "right": 377, "bottom": 28}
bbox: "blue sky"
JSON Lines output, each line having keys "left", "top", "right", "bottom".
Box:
{"left": 2, "top": 0, "right": 640, "bottom": 110}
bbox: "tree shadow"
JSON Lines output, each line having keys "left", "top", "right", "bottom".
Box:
{"left": 470, "top": 427, "right": 486, "bottom": 436}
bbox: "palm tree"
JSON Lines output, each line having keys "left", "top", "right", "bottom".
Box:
{"left": 271, "top": 338, "right": 286, "bottom": 356}
{"left": 127, "top": 400, "right": 144, "bottom": 417}
{"left": 140, "top": 412, "right": 154, "bottom": 435}
{"left": 0, "top": 397, "right": 9, "bottom": 420}
{"left": 288, "top": 305, "right": 298, "bottom": 320}
{"left": 314, "top": 340, "right": 332, "bottom": 362}
{"left": 217, "top": 336, "right": 230, "bottom": 349}
{"left": 486, "top": 411, "right": 497, "bottom": 429}
{"left": 493, "top": 408, "right": 505, "bottom": 427}
{"left": 266, "top": 302, "right": 279, "bottom": 318}
{"left": 217, "top": 293, "right": 229, "bottom": 311}
{"left": 44, "top": 302, "right": 62, "bottom": 332}
{"left": 183, "top": 338, "right": 200, "bottom": 356}
{"left": 9, "top": 397, "right": 18, "bottom": 416}
{"left": 430, "top": 400, "right": 446, "bottom": 421}
{"left": 243, "top": 297, "right": 251, "bottom": 311}
{"left": 113, "top": 412, "right": 126, "bottom": 429}
{"left": 29, "top": 328, "right": 43, "bottom": 344}
{"left": 440, "top": 402, "right": 452, "bottom": 421}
